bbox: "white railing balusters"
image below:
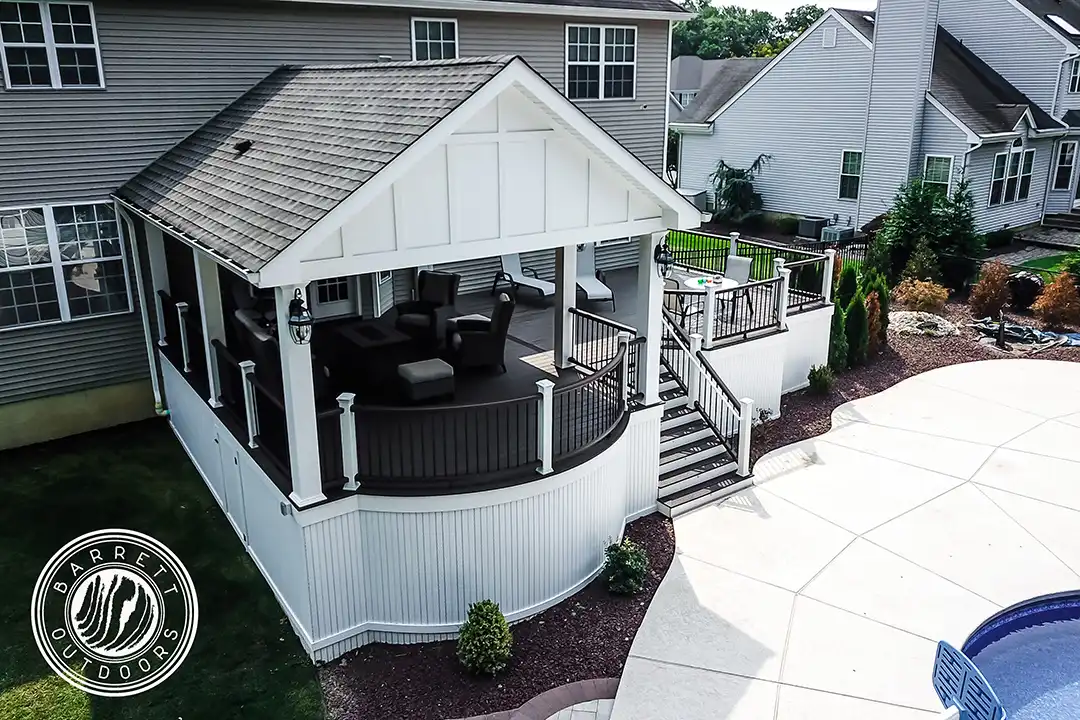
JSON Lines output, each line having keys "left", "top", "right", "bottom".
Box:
{"left": 239, "top": 360, "right": 258, "bottom": 449}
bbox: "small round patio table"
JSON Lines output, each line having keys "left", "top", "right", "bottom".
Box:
{"left": 683, "top": 275, "right": 739, "bottom": 291}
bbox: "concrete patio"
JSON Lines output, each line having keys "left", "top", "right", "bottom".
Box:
{"left": 611, "top": 359, "right": 1080, "bottom": 720}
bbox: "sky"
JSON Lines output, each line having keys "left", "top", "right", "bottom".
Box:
{"left": 727, "top": 0, "right": 875, "bottom": 14}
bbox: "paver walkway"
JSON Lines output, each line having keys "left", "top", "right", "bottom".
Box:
{"left": 546, "top": 699, "right": 614, "bottom": 720}
{"left": 611, "top": 359, "right": 1080, "bottom": 720}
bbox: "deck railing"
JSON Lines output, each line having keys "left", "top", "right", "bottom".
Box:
{"left": 792, "top": 236, "right": 868, "bottom": 271}
{"left": 567, "top": 307, "right": 636, "bottom": 370}
{"left": 706, "top": 276, "right": 785, "bottom": 343}
{"left": 784, "top": 254, "right": 831, "bottom": 313}
{"left": 552, "top": 343, "right": 627, "bottom": 462}
{"left": 667, "top": 229, "right": 821, "bottom": 280}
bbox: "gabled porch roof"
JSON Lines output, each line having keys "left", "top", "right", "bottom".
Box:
{"left": 113, "top": 55, "right": 701, "bottom": 286}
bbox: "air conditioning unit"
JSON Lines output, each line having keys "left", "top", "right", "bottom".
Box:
{"left": 797, "top": 216, "right": 829, "bottom": 240}
{"left": 821, "top": 226, "right": 855, "bottom": 243}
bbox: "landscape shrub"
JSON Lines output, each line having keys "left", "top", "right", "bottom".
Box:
{"left": 844, "top": 291, "right": 869, "bottom": 367}
{"left": 828, "top": 303, "right": 848, "bottom": 373}
{"left": 457, "top": 600, "right": 513, "bottom": 676}
{"left": 795, "top": 262, "right": 824, "bottom": 294}
{"left": 1063, "top": 251, "right": 1080, "bottom": 289}
{"left": 936, "top": 179, "right": 984, "bottom": 290}
{"left": 836, "top": 264, "right": 859, "bottom": 309}
{"left": 775, "top": 215, "right": 800, "bottom": 236}
{"left": 710, "top": 154, "right": 771, "bottom": 225}
{"left": 861, "top": 270, "right": 890, "bottom": 342}
{"left": 892, "top": 279, "right": 949, "bottom": 314}
{"left": 984, "top": 228, "right": 1014, "bottom": 249}
{"left": 602, "top": 537, "right": 649, "bottom": 595}
{"left": 1008, "top": 271, "right": 1044, "bottom": 310}
{"left": 807, "top": 364, "right": 834, "bottom": 395}
{"left": 969, "top": 261, "right": 1012, "bottom": 318}
{"left": 901, "top": 236, "right": 941, "bottom": 284}
{"left": 1033, "top": 274, "right": 1080, "bottom": 329}
{"left": 831, "top": 256, "right": 843, "bottom": 300}
{"left": 866, "top": 291, "right": 882, "bottom": 356}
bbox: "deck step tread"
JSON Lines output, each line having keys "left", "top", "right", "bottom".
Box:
{"left": 659, "top": 450, "right": 735, "bottom": 486}
{"left": 659, "top": 472, "right": 748, "bottom": 515}
{"left": 659, "top": 419, "right": 709, "bottom": 442}
{"left": 659, "top": 436, "right": 722, "bottom": 465}
{"left": 659, "top": 387, "right": 686, "bottom": 402}
{"left": 662, "top": 404, "right": 695, "bottom": 421}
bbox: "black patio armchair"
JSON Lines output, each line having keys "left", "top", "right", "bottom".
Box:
{"left": 394, "top": 270, "right": 461, "bottom": 348}
{"left": 447, "top": 293, "right": 515, "bottom": 373}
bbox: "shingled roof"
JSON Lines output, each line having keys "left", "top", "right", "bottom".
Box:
{"left": 114, "top": 56, "right": 514, "bottom": 272}
{"left": 673, "top": 57, "right": 770, "bottom": 123}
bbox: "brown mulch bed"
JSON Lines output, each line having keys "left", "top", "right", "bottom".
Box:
{"left": 751, "top": 301, "right": 1080, "bottom": 463}
{"left": 319, "top": 514, "right": 675, "bottom": 720}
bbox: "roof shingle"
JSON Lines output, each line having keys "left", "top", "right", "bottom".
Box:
{"left": 115, "top": 56, "right": 514, "bottom": 272}
{"left": 674, "top": 57, "right": 770, "bottom": 123}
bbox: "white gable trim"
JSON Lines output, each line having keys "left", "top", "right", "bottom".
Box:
{"left": 926, "top": 93, "right": 980, "bottom": 144}
{"left": 704, "top": 10, "right": 870, "bottom": 124}
{"left": 257, "top": 58, "right": 700, "bottom": 287}
{"left": 280, "top": 0, "right": 691, "bottom": 21}
{"left": 1001, "top": 0, "right": 1080, "bottom": 52}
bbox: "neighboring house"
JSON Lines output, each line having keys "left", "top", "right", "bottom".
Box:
{"left": 672, "top": 0, "right": 1080, "bottom": 234}
{"left": 0, "top": 0, "right": 688, "bottom": 448}
{"left": 668, "top": 54, "right": 726, "bottom": 115}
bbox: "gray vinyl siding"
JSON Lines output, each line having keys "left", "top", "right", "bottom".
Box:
{"left": 939, "top": 0, "right": 1067, "bottom": 114}
{"left": 1059, "top": 70, "right": 1080, "bottom": 115}
{"left": 916, "top": 99, "right": 970, "bottom": 188}
{"left": 966, "top": 138, "right": 1054, "bottom": 232}
{"left": 0, "top": 0, "right": 670, "bottom": 406}
{"left": 1044, "top": 138, "right": 1076, "bottom": 214}
{"left": 677, "top": 16, "right": 871, "bottom": 224}
{"left": 859, "top": 0, "right": 939, "bottom": 227}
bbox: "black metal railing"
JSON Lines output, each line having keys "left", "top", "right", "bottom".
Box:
{"left": 660, "top": 308, "right": 692, "bottom": 390}
{"left": 667, "top": 229, "right": 822, "bottom": 281}
{"left": 352, "top": 395, "right": 542, "bottom": 492}
{"left": 626, "top": 336, "right": 647, "bottom": 402}
{"left": 552, "top": 344, "right": 627, "bottom": 462}
{"left": 710, "top": 277, "right": 783, "bottom": 342}
{"left": 694, "top": 349, "right": 742, "bottom": 459}
{"left": 212, "top": 340, "right": 246, "bottom": 425}
{"left": 784, "top": 255, "right": 829, "bottom": 313}
{"left": 734, "top": 238, "right": 820, "bottom": 281}
{"left": 317, "top": 407, "right": 345, "bottom": 489}
{"left": 248, "top": 374, "right": 290, "bottom": 478}
{"left": 568, "top": 307, "right": 637, "bottom": 371}
{"left": 793, "top": 237, "right": 868, "bottom": 271}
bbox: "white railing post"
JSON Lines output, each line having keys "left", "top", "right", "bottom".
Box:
{"left": 175, "top": 301, "right": 191, "bottom": 373}
{"left": 536, "top": 379, "right": 554, "bottom": 475}
{"left": 702, "top": 285, "right": 718, "bottom": 349}
{"left": 337, "top": 393, "right": 359, "bottom": 492}
{"left": 239, "top": 360, "right": 259, "bottom": 449}
{"left": 773, "top": 256, "right": 786, "bottom": 279}
{"left": 778, "top": 267, "right": 792, "bottom": 330}
{"left": 728, "top": 231, "right": 740, "bottom": 260}
{"left": 738, "top": 397, "right": 754, "bottom": 477}
{"left": 823, "top": 249, "right": 837, "bottom": 302}
{"left": 154, "top": 292, "right": 167, "bottom": 346}
{"left": 617, "top": 331, "right": 632, "bottom": 406}
{"left": 688, "top": 334, "right": 703, "bottom": 405}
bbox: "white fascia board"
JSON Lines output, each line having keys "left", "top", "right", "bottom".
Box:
{"left": 704, "top": 10, "right": 868, "bottom": 124}
{"left": 279, "top": 0, "right": 692, "bottom": 20}
{"left": 1001, "top": 0, "right": 1080, "bottom": 52}
{"left": 926, "top": 93, "right": 980, "bottom": 144}
{"left": 669, "top": 122, "right": 712, "bottom": 134}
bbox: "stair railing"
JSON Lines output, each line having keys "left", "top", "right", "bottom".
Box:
{"left": 661, "top": 310, "right": 754, "bottom": 477}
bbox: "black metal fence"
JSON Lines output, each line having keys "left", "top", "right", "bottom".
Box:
{"left": 249, "top": 373, "right": 290, "bottom": 478}
{"left": 212, "top": 340, "right": 246, "bottom": 425}
{"left": 785, "top": 256, "right": 829, "bottom": 313}
{"left": 792, "top": 237, "right": 869, "bottom": 270}
{"left": 317, "top": 407, "right": 345, "bottom": 489}
{"left": 693, "top": 349, "right": 741, "bottom": 459}
{"left": 710, "top": 277, "right": 782, "bottom": 342}
{"left": 568, "top": 307, "right": 637, "bottom": 371}
{"left": 552, "top": 344, "right": 626, "bottom": 462}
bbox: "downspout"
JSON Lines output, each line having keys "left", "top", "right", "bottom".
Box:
{"left": 116, "top": 203, "right": 168, "bottom": 417}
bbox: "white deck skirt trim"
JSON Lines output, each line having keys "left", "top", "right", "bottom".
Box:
{"left": 704, "top": 10, "right": 870, "bottom": 124}
{"left": 279, "top": 0, "right": 692, "bottom": 21}
{"left": 926, "top": 93, "right": 981, "bottom": 144}
{"left": 258, "top": 57, "right": 700, "bottom": 287}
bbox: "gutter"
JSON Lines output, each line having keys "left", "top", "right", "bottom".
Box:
{"left": 669, "top": 122, "right": 712, "bottom": 135}
{"left": 280, "top": 0, "right": 693, "bottom": 20}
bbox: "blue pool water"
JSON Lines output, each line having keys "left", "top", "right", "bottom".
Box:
{"left": 962, "top": 594, "right": 1080, "bottom": 720}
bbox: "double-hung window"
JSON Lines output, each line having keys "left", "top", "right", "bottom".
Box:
{"left": 989, "top": 142, "right": 1035, "bottom": 206}
{"left": 411, "top": 18, "right": 457, "bottom": 61}
{"left": 838, "top": 150, "right": 862, "bottom": 200}
{"left": 923, "top": 155, "right": 954, "bottom": 197}
{"left": 0, "top": 201, "right": 130, "bottom": 329}
{"left": 0, "top": 1, "right": 103, "bottom": 89}
{"left": 566, "top": 24, "right": 636, "bottom": 100}
{"left": 1054, "top": 141, "right": 1077, "bottom": 191}
{"left": 1071, "top": 59, "right": 1080, "bottom": 94}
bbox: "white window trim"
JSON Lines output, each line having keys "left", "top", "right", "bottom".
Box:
{"left": 564, "top": 23, "right": 638, "bottom": 102}
{"left": 923, "top": 154, "right": 954, "bottom": 194}
{"left": 599, "top": 236, "right": 633, "bottom": 246}
{"left": 837, "top": 149, "right": 862, "bottom": 201}
{"left": 988, "top": 145, "right": 1036, "bottom": 207}
{"left": 1054, "top": 140, "right": 1078, "bottom": 191}
{"left": 410, "top": 17, "right": 458, "bottom": 61}
{"left": 0, "top": 198, "right": 133, "bottom": 332}
{"left": 0, "top": 1, "right": 105, "bottom": 90}
{"left": 1070, "top": 59, "right": 1080, "bottom": 94}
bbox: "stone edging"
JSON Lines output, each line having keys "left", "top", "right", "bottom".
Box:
{"left": 453, "top": 677, "right": 620, "bottom": 720}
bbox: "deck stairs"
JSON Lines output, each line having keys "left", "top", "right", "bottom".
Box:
{"left": 656, "top": 357, "right": 751, "bottom": 518}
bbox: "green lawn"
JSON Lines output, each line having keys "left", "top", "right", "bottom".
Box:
{"left": 0, "top": 422, "right": 324, "bottom": 720}
{"left": 1019, "top": 254, "right": 1071, "bottom": 273}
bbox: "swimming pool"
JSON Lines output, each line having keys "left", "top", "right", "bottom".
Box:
{"left": 961, "top": 592, "right": 1080, "bottom": 720}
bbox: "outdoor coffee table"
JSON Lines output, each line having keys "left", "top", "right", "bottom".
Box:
{"left": 683, "top": 275, "right": 739, "bottom": 291}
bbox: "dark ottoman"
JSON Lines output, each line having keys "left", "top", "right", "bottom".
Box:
{"left": 398, "top": 358, "right": 455, "bottom": 402}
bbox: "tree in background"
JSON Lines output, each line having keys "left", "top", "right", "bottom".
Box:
{"left": 666, "top": 129, "right": 680, "bottom": 188}
{"left": 674, "top": 2, "right": 823, "bottom": 59}
{"left": 709, "top": 153, "right": 771, "bottom": 224}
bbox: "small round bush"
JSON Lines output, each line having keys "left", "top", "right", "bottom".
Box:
{"left": 807, "top": 364, "right": 834, "bottom": 395}
{"left": 602, "top": 537, "right": 649, "bottom": 595}
{"left": 984, "top": 228, "right": 1014, "bottom": 250}
{"left": 892, "top": 279, "right": 949, "bottom": 314}
{"left": 969, "top": 261, "right": 1012, "bottom": 318}
{"left": 457, "top": 600, "right": 512, "bottom": 676}
{"left": 845, "top": 291, "right": 869, "bottom": 367}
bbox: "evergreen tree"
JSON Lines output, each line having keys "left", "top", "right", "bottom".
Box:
{"left": 836, "top": 264, "right": 859, "bottom": 309}
{"left": 902, "top": 236, "right": 941, "bottom": 283}
{"left": 828, "top": 302, "right": 849, "bottom": 373}
{"left": 937, "top": 178, "right": 984, "bottom": 291}
{"left": 875, "top": 179, "right": 941, "bottom": 284}
{"left": 844, "top": 291, "right": 869, "bottom": 367}
{"left": 861, "top": 270, "right": 890, "bottom": 342}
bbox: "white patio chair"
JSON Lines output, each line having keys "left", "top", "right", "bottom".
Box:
{"left": 491, "top": 254, "right": 555, "bottom": 298}
{"left": 720, "top": 255, "right": 754, "bottom": 322}
{"left": 575, "top": 243, "right": 615, "bottom": 310}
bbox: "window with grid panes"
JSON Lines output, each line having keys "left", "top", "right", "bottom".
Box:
{"left": 923, "top": 155, "right": 953, "bottom": 196}
{"left": 989, "top": 143, "right": 1035, "bottom": 206}
{"left": 0, "top": 1, "right": 103, "bottom": 89}
{"left": 315, "top": 277, "right": 350, "bottom": 305}
{"left": 412, "top": 18, "right": 456, "bottom": 61}
{"left": 838, "top": 151, "right": 862, "bottom": 200}
{"left": 566, "top": 24, "right": 636, "bottom": 100}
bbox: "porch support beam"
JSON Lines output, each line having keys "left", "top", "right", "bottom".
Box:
{"left": 144, "top": 224, "right": 170, "bottom": 346}
{"left": 194, "top": 250, "right": 226, "bottom": 408}
{"left": 635, "top": 232, "right": 665, "bottom": 405}
{"left": 276, "top": 284, "right": 326, "bottom": 507}
{"left": 553, "top": 245, "right": 577, "bottom": 369}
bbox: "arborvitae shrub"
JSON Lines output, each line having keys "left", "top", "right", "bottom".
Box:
{"left": 866, "top": 291, "right": 882, "bottom": 356}
{"left": 836, "top": 264, "right": 859, "bottom": 309}
{"left": 828, "top": 302, "right": 848, "bottom": 373}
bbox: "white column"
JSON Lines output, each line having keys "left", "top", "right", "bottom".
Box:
{"left": 536, "top": 379, "right": 554, "bottom": 474}
{"left": 194, "top": 251, "right": 226, "bottom": 407}
{"left": 728, "top": 231, "right": 741, "bottom": 259}
{"left": 778, "top": 267, "right": 792, "bottom": 331}
{"left": 635, "top": 233, "right": 664, "bottom": 405}
{"left": 338, "top": 393, "right": 359, "bottom": 492}
{"left": 822, "top": 249, "right": 837, "bottom": 302}
{"left": 275, "top": 284, "right": 326, "bottom": 507}
{"left": 240, "top": 360, "right": 259, "bottom": 449}
{"left": 144, "top": 224, "right": 171, "bottom": 347}
{"left": 701, "top": 286, "right": 718, "bottom": 350}
{"left": 737, "top": 397, "right": 754, "bottom": 477}
{"left": 553, "top": 245, "right": 577, "bottom": 369}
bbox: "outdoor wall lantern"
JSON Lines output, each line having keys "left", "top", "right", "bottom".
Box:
{"left": 653, "top": 240, "right": 675, "bottom": 279}
{"left": 287, "top": 289, "right": 313, "bottom": 345}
